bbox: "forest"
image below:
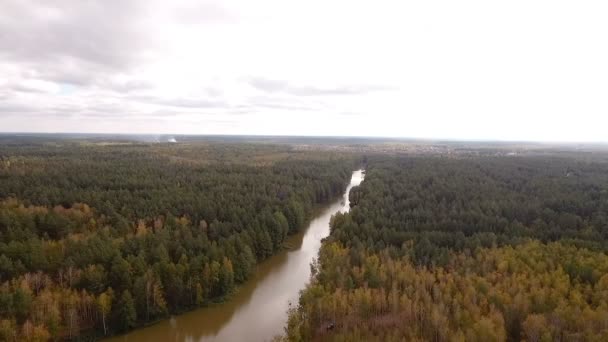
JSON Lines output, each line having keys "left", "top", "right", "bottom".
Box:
{"left": 3, "top": 138, "right": 608, "bottom": 341}
{"left": 284, "top": 154, "right": 608, "bottom": 341}
{"left": 0, "top": 140, "right": 356, "bottom": 340}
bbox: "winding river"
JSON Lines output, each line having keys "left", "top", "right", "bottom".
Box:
{"left": 105, "top": 170, "right": 365, "bottom": 342}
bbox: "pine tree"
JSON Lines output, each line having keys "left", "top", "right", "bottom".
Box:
{"left": 117, "top": 290, "right": 137, "bottom": 332}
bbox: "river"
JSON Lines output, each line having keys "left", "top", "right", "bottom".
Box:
{"left": 105, "top": 170, "right": 365, "bottom": 342}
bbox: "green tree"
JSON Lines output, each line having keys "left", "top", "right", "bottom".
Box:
{"left": 117, "top": 290, "right": 137, "bottom": 332}
{"left": 109, "top": 256, "right": 132, "bottom": 291}
{"left": 219, "top": 258, "right": 235, "bottom": 295}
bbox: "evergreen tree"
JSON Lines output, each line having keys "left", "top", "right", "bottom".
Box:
{"left": 117, "top": 290, "right": 137, "bottom": 332}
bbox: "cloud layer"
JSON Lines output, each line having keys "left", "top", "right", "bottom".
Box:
{"left": 1, "top": 0, "right": 607, "bottom": 141}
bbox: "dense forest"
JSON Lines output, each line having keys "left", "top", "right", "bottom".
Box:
{"left": 285, "top": 155, "right": 608, "bottom": 341}
{"left": 0, "top": 141, "right": 356, "bottom": 340}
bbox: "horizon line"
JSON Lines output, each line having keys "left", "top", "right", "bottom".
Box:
{"left": 1, "top": 131, "right": 607, "bottom": 145}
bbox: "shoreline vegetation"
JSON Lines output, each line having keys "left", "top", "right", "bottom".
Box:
{"left": 102, "top": 191, "right": 349, "bottom": 341}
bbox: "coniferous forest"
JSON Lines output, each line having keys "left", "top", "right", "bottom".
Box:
{"left": 0, "top": 139, "right": 355, "bottom": 340}
{"left": 3, "top": 138, "right": 608, "bottom": 342}
{"left": 284, "top": 154, "right": 608, "bottom": 341}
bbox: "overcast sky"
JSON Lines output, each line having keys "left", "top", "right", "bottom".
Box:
{"left": 1, "top": 0, "right": 607, "bottom": 141}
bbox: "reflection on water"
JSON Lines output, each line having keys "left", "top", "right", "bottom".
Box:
{"left": 105, "top": 170, "right": 364, "bottom": 342}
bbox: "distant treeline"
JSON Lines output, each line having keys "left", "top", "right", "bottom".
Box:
{"left": 0, "top": 142, "right": 356, "bottom": 340}
{"left": 285, "top": 155, "right": 608, "bottom": 341}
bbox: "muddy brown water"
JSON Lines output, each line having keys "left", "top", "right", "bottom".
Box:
{"left": 105, "top": 170, "right": 364, "bottom": 342}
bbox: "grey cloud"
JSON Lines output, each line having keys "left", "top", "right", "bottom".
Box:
{"left": 3, "top": 81, "right": 56, "bottom": 94}
{"left": 0, "top": 103, "right": 39, "bottom": 114}
{"left": 83, "top": 111, "right": 137, "bottom": 119}
{"left": 79, "top": 103, "right": 129, "bottom": 116}
{"left": 247, "top": 78, "right": 289, "bottom": 93}
{"left": 226, "top": 108, "right": 253, "bottom": 115}
{"left": 162, "top": 99, "right": 226, "bottom": 109}
{"left": 0, "top": 1, "right": 149, "bottom": 66}
{"left": 0, "top": 0, "right": 154, "bottom": 87}
{"left": 34, "top": 65, "right": 108, "bottom": 87}
{"left": 179, "top": 117, "right": 239, "bottom": 126}
{"left": 9, "top": 85, "right": 48, "bottom": 94}
{"left": 0, "top": 0, "right": 373, "bottom": 126}
{"left": 105, "top": 80, "right": 156, "bottom": 93}
{"left": 243, "top": 96, "right": 325, "bottom": 112}
{"left": 203, "top": 86, "right": 224, "bottom": 98}
{"left": 247, "top": 77, "right": 395, "bottom": 96}
{"left": 253, "top": 103, "right": 316, "bottom": 111}
{"left": 135, "top": 96, "right": 228, "bottom": 109}
{"left": 173, "top": 3, "right": 236, "bottom": 26}
{"left": 0, "top": 94, "right": 125, "bottom": 119}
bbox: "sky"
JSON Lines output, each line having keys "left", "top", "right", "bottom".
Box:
{"left": 0, "top": 0, "right": 607, "bottom": 141}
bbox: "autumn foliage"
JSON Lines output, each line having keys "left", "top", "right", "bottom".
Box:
{"left": 0, "top": 142, "right": 355, "bottom": 340}
{"left": 285, "top": 155, "right": 608, "bottom": 341}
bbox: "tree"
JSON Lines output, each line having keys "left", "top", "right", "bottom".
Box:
{"left": 257, "top": 229, "right": 273, "bottom": 259}
{"left": 469, "top": 317, "right": 506, "bottom": 342}
{"left": 97, "top": 288, "right": 113, "bottom": 335}
{"left": 522, "top": 314, "right": 550, "bottom": 342}
{"left": 0, "top": 319, "right": 17, "bottom": 341}
{"left": 12, "top": 285, "right": 32, "bottom": 323}
{"left": 21, "top": 320, "right": 50, "bottom": 342}
{"left": 151, "top": 282, "right": 168, "bottom": 317}
{"left": 219, "top": 258, "right": 235, "bottom": 295}
{"left": 117, "top": 290, "right": 137, "bottom": 332}
{"left": 195, "top": 283, "right": 204, "bottom": 306}
{"left": 235, "top": 246, "right": 256, "bottom": 283}
{"left": 273, "top": 211, "right": 290, "bottom": 245}
{"left": 109, "top": 256, "right": 132, "bottom": 291}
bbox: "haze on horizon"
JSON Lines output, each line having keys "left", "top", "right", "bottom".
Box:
{"left": 1, "top": 0, "right": 607, "bottom": 142}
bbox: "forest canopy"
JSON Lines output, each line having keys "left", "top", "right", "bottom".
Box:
{"left": 0, "top": 141, "right": 356, "bottom": 340}
{"left": 285, "top": 154, "right": 608, "bottom": 341}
